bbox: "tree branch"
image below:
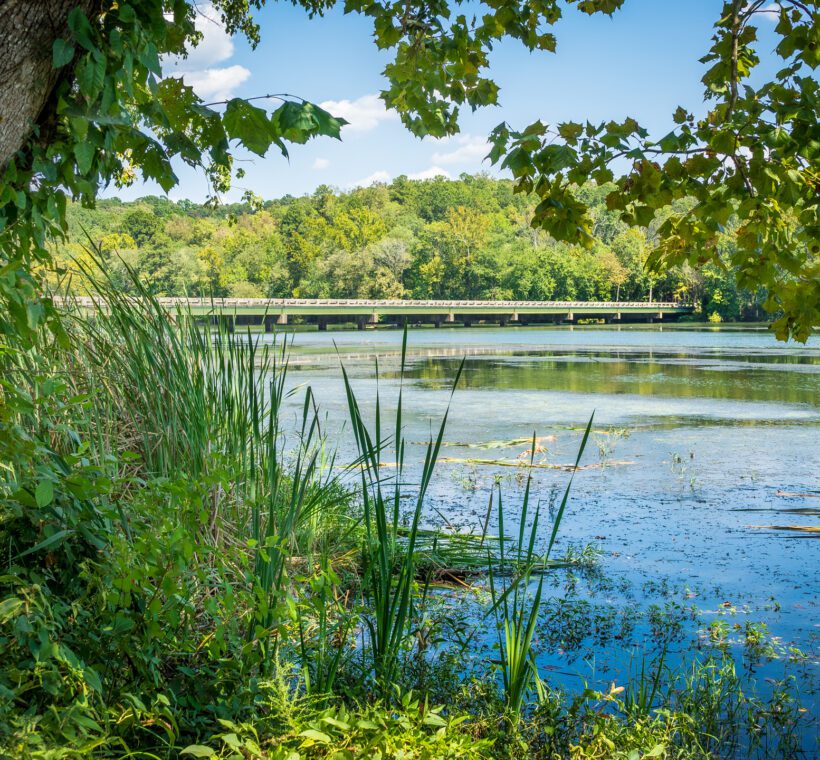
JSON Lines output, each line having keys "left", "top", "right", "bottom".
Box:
{"left": 201, "top": 92, "right": 305, "bottom": 108}
{"left": 726, "top": 0, "right": 743, "bottom": 121}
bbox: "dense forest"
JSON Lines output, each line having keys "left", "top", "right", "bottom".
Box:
{"left": 54, "top": 175, "right": 766, "bottom": 322}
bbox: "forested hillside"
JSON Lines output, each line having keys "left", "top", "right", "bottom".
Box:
{"left": 54, "top": 175, "right": 765, "bottom": 322}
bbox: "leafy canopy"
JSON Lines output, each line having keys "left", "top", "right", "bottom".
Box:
{"left": 0, "top": 0, "right": 817, "bottom": 342}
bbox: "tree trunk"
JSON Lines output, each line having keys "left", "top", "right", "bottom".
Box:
{"left": 0, "top": 0, "right": 98, "bottom": 169}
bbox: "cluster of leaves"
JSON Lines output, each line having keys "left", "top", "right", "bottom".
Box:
{"left": 50, "top": 177, "right": 764, "bottom": 321}
{"left": 487, "top": 1, "right": 818, "bottom": 340}
{"left": 0, "top": 0, "right": 344, "bottom": 350}
{"left": 181, "top": 693, "right": 492, "bottom": 758}
{"left": 2, "top": 0, "right": 815, "bottom": 348}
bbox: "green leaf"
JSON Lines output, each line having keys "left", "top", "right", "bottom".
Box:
{"left": 53, "top": 39, "right": 75, "bottom": 68}
{"left": 83, "top": 666, "right": 102, "bottom": 692}
{"left": 76, "top": 54, "right": 105, "bottom": 98}
{"left": 298, "top": 729, "right": 332, "bottom": 743}
{"left": 355, "top": 720, "right": 379, "bottom": 730}
{"left": 558, "top": 122, "right": 583, "bottom": 143}
{"left": 0, "top": 597, "right": 24, "bottom": 623}
{"left": 320, "top": 716, "right": 350, "bottom": 730}
{"left": 17, "top": 529, "right": 74, "bottom": 558}
{"left": 672, "top": 106, "right": 689, "bottom": 124}
{"left": 74, "top": 143, "right": 95, "bottom": 175}
{"left": 423, "top": 713, "right": 448, "bottom": 727}
{"left": 223, "top": 99, "right": 274, "bottom": 156}
{"left": 68, "top": 7, "right": 96, "bottom": 51}
{"left": 180, "top": 746, "right": 216, "bottom": 757}
{"left": 35, "top": 479, "right": 54, "bottom": 508}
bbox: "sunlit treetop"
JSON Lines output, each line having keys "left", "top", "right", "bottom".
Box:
{"left": 0, "top": 0, "right": 817, "bottom": 342}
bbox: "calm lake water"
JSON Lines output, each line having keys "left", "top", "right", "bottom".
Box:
{"left": 272, "top": 325, "right": 819, "bottom": 745}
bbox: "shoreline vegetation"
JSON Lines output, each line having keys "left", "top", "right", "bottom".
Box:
{"left": 1, "top": 269, "right": 811, "bottom": 759}
{"left": 50, "top": 177, "right": 769, "bottom": 327}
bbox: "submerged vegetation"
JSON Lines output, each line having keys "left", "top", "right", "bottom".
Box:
{"left": 0, "top": 270, "right": 812, "bottom": 758}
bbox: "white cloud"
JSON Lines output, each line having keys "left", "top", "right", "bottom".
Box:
{"left": 408, "top": 166, "right": 451, "bottom": 180}
{"left": 350, "top": 170, "right": 391, "bottom": 187}
{"left": 312, "top": 158, "right": 330, "bottom": 170}
{"left": 163, "top": 4, "right": 249, "bottom": 101}
{"left": 319, "top": 94, "right": 398, "bottom": 133}
{"left": 166, "top": 4, "right": 234, "bottom": 71}
{"left": 431, "top": 134, "right": 491, "bottom": 165}
{"left": 182, "top": 65, "right": 251, "bottom": 101}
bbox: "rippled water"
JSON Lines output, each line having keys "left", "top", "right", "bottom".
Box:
{"left": 272, "top": 325, "right": 819, "bottom": 743}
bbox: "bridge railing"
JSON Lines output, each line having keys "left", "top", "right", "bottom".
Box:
{"left": 57, "top": 297, "right": 692, "bottom": 310}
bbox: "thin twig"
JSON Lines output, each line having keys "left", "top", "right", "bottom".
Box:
{"left": 202, "top": 92, "right": 305, "bottom": 107}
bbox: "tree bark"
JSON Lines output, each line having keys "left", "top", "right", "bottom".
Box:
{"left": 0, "top": 0, "right": 97, "bottom": 169}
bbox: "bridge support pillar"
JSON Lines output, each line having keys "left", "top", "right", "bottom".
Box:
{"left": 317, "top": 318, "right": 328, "bottom": 332}
{"left": 433, "top": 316, "right": 442, "bottom": 328}
{"left": 264, "top": 315, "right": 275, "bottom": 332}
{"left": 565, "top": 311, "right": 574, "bottom": 323}
{"left": 357, "top": 317, "right": 366, "bottom": 331}
{"left": 446, "top": 312, "right": 455, "bottom": 323}
{"left": 369, "top": 312, "right": 379, "bottom": 325}
{"left": 277, "top": 312, "right": 288, "bottom": 325}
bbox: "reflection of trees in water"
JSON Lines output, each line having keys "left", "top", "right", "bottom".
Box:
{"left": 395, "top": 352, "right": 820, "bottom": 406}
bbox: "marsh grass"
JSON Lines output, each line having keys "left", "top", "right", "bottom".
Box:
{"left": 487, "top": 417, "right": 593, "bottom": 726}
{"left": 339, "top": 329, "right": 465, "bottom": 692}
{"left": 54, "top": 261, "right": 356, "bottom": 672}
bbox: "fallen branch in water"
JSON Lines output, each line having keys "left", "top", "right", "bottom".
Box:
{"left": 439, "top": 457, "right": 635, "bottom": 471}
{"left": 746, "top": 525, "right": 820, "bottom": 534}
{"left": 731, "top": 507, "right": 820, "bottom": 516}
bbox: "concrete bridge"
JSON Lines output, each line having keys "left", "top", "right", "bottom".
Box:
{"left": 63, "top": 297, "right": 693, "bottom": 330}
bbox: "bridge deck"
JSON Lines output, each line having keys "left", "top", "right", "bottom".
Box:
{"left": 64, "top": 297, "right": 691, "bottom": 316}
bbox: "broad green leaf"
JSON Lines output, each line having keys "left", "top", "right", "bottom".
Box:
{"left": 35, "top": 479, "right": 54, "bottom": 508}
{"left": 423, "top": 713, "right": 447, "bottom": 727}
{"left": 224, "top": 99, "right": 274, "bottom": 156}
{"left": 83, "top": 666, "right": 102, "bottom": 692}
{"left": 74, "top": 143, "right": 95, "bottom": 175}
{"left": 0, "top": 597, "right": 23, "bottom": 623}
{"left": 53, "top": 39, "right": 74, "bottom": 68}
{"left": 67, "top": 7, "right": 96, "bottom": 51}
{"left": 298, "top": 729, "right": 332, "bottom": 743}
{"left": 180, "top": 746, "right": 216, "bottom": 758}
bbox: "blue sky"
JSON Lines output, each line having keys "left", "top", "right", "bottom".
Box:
{"left": 111, "top": 1, "right": 785, "bottom": 202}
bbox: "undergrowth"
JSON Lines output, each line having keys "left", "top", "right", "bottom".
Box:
{"left": 0, "top": 270, "right": 811, "bottom": 758}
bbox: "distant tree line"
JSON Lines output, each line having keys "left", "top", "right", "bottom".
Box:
{"left": 53, "top": 175, "right": 767, "bottom": 322}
